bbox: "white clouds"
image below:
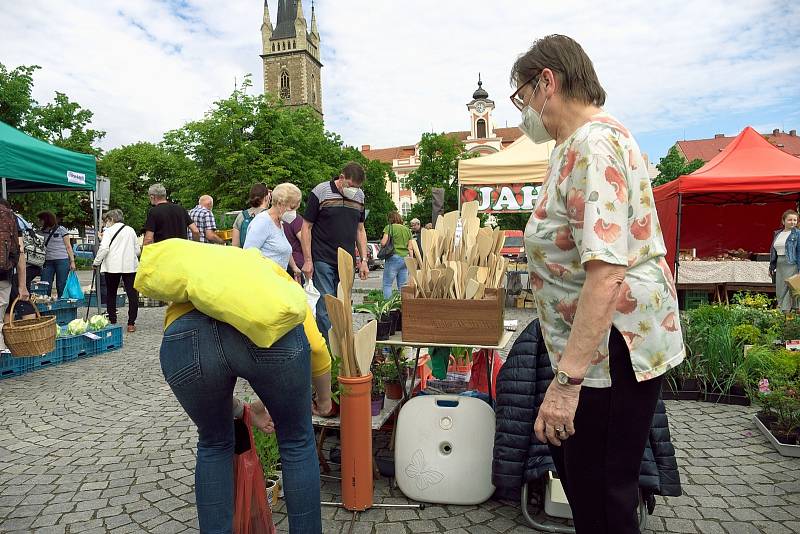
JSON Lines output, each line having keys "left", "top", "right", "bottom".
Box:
{"left": 1, "top": 0, "right": 798, "bottom": 157}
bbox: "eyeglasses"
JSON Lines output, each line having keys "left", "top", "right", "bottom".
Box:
{"left": 509, "top": 74, "right": 540, "bottom": 111}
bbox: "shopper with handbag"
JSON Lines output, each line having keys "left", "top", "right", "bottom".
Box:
{"left": 379, "top": 211, "right": 414, "bottom": 298}
{"left": 37, "top": 211, "right": 76, "bottom": 298}
{"left": 93, "top": 209, "right": 141, "bottom": 332}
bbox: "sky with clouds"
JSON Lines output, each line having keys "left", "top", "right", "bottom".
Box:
{"left": 2, "top": 0, "right": 799, "bottom": 162}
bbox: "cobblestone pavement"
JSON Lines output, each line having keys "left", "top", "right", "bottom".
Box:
{"left": 1, "top": 305, "right": 799, "bottom": 533}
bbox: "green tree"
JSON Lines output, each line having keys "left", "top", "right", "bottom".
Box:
{"left": 0, "top": 63, "right": 40, "bottom": 129}
{"left": 653, "top": 145, "right": 705, "bottom": 187}
{"left": 97, "top": 142, "right": 199, "bottom": 232}
{"left": 27, "top": 91, "right": 105, "bottom": 156}
{"left": 406, "top": 133, "right": 476, "bottom": 224}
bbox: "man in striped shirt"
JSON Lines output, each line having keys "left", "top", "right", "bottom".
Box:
{"left": 301, "top": 162, "right": 369, "bottom": 341}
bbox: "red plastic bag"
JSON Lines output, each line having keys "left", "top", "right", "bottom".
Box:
{"left": 468, "top": 349, "right": 503, "bottom": 398}
{"left": 233, "top": 405, "right": 276, "bottom": 534}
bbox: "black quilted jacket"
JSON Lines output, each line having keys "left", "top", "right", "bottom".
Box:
{"left": 492, "top": 319, "right": 682, "bottom": 505}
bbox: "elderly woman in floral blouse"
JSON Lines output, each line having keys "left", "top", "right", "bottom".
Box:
{"left": 513, "top": 35, "right": 684, "bottom": 534}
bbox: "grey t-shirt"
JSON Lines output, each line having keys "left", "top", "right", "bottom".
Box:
{"left": 233, "top": 207, "right": 268, "bottom": 231}
{"left": 43, "top": 226, "right": 70, "bottom": 260}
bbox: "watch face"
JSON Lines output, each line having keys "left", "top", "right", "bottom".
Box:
{"left": 475, "top": 102, "right": 485, "bottom": 113}
{"left": 556, "top": 371, "right": 567, "bottom": 385}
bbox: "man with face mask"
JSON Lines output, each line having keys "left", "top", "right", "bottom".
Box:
{"left": 301, "top": 161, "right": 369, "bottom": 342}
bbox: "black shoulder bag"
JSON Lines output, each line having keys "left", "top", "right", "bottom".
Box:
{"left": 377, "top": 224, "right": 395, "bottom": 260}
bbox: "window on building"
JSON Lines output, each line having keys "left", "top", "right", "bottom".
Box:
{"left": 293, "top": 40, "right": 296, "bottom": 49}
{"left": 476, "top": 119, "right": 487, "bottom": 139}
{"left": 399, "top": 175, "right": 409, "bottom": 190}
{"left": 280, "top": 70, "right": 290, "bottom": 100}
{"left": 401, "top": 201, "right": 411, "bottom": 217}
{"left": 271, "top": 43, "right": 275, "bottom": 52}
{"left": 311, "top": 74, "right": 317, "bottom": 103}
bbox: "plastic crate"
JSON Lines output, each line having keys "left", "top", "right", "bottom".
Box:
{"left": 85, "top": 292, "right": 126, "bottom": 308}
{"left": 41, "top": 307, "right": 78, "bottom": 325}
{"left": 31, "top": 282, "right": 51, "bottom": 296}
{"left": 88, "top": 325, "right": 124, "bottom": 355}
{"left": 57, "top": 335, "right": 90, "bottom": 363}
{"left": 24, "top": 351, "right": 62, "bottom": 372}
{"left": 0, "top": 353, "right": 28, "bottom": 379}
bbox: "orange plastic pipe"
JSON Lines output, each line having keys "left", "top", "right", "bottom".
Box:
{"left": 338, "top": 373, "right": 374, "bottom": 511}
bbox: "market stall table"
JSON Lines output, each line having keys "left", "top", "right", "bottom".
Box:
{"left": 311, "top": 330, "right": 515, "bottom": 476}
{"left": 676, "top": 260, "right": 773, "bottom": 303}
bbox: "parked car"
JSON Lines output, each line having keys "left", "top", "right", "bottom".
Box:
{"left": 355, "top": 242, "right": 384, "bottom": 271}
{"left": 73, "top": 243, "right": 95, "bottom": 260}
{"left": 501, "top": 230, "right": 525, "bottom": 260}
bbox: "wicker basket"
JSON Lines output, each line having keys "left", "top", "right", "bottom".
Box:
{"left": 3, "top": 298, "right": 56, "bottom": 357}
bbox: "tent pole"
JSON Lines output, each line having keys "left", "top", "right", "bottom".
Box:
{"left": 1, "top": 178, "right": 6, "bottom": 200}
{"left": 92, "top": 191, "right": 102, "bottom": 315}
{"left": 674, "top": 193, "right": 683, "bottom": 283}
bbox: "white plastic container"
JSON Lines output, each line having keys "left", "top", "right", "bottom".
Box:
{"left": 394, "top": 395, "right": 495, "bottom": 505}
{"left": 544, "top": 471, "right": 573, "bottom": 518}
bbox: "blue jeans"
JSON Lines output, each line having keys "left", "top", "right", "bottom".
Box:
{"left": 160, "top": 311, "right": 321, "bottom": 534}
{"left": 313, "top": 260, "right": 339, "bottom": 344}
{"left": 382, "top": 254, "right": 408, "bottom": 299}
{"left": 41, "top": 258, "right": 70, "bottom": 298}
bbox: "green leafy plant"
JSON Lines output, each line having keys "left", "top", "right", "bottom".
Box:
{"left": 362, "top": 289, "right": 383, "bottom": 303}
{"left": 386, "top": 291, "right": 402, "bottom": 311}
{"left": 737, "top": 345, "right": 799, "bottom": 397}
{"left": 355, "top": 299, "right": 393, "bottom": 321}
{"left": 329, "top": 353, "right": 345, "bottom": 404}
{"left": 379, "top": 356, "right": 413, "bottom": 383}
{"left": 782, "top": 317, "right": 800, "bottom": 342}
{"left": 732, "top": 324, "right": 762, "bottom": 346}
{"left": 694, "top": 322, "right": 744, "bottom": 394}
{"left": 732, "top": 291, "right": 774, "bottom": 310}
{"left": 252, "top": 428, "right": 280, "bottom": 479}
{"left": 756, "top": 379, "right": 800, "bottom": 436}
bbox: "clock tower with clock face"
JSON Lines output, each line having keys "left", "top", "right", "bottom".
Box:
{"left": 466, "top": 74, "right": 502, "bottom": 153}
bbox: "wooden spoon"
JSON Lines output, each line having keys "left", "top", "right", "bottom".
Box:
{"left": 442, "top": 267, "right": 455, "bottom": 299}
{"left": 324, "top": 295, "right": 351, "bottom": 377}
{"left": 461, "top": 200, "right": 479, "bottom": 221}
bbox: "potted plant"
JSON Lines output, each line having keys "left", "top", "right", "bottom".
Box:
{"left": 253, "top": 427, "right": 281, "bottom": 503}
{"left": 355, "top": 299, "right": 393, "bottom": 340}
{"left": 371, "top": 363, "right": 385, "bottom": 416}
{"left": 387, "top": 291, "right": 402, "bottom": 333}
{"left": 362, "top": 289, "right": 383, "bottom": 305}
{"left": 753, "top": 379, "right": 800, "bottom": 456}
{"left": 380, "top": 356, "right": 412, "bottom": 400}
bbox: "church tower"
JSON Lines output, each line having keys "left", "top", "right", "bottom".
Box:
{"left": 261, "top": 0, "right": 323, "bottom": 118}
{"left": 465, "top": 74, "right": 502, "bottom": 154}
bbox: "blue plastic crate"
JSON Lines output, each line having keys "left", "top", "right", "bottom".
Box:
{"left": 0, "top": 353, "right": 27, "bottom": 379}
{"left": 31, "top": 282, "right": 51, "bottom": 296}
{"left": 88, "top": 325, "right": 124, "bottom": 355}
{"left": 57, "top": 335, "right": 90, "bottom": 363}
{"left": 41, "top": 307, "right": 78, "bottom": 325}
{"left": 24, "top": 351, "right": 62, "bottom": 372}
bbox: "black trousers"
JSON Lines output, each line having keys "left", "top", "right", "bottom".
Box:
{"left": 548, "top": 328, "right": 663, "bottom": 534}
{"left": 105, "top": 272, "right": 139, "bottom": 326}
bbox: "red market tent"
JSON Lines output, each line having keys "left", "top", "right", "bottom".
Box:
{"left": 654, "top": 126, "right": 800, "bottom": 276}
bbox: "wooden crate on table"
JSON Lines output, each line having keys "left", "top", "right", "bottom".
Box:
{"left": 401, "top": 287, "right": 505, "bottom": 346}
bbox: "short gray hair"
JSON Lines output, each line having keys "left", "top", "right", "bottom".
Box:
{"left": 148, "top": 183, "right": 167, "bottom": 199}
{"left": 103, "top": 209, "right": 124, "bottom": 224}
{"left": 410, "top": 218, "right": 421, "bottom": 225}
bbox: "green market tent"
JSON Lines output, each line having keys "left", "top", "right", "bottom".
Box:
{"left": 0, "top": 120, "right": 97, "bottom": 194}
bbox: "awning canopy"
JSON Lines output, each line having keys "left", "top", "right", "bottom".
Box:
{"left": 458, "top": 135, "right": 553, "bottom": 184}
{"left": 0, "top": 120, "right": 97, "bottom": 193}
{"left": 654, "top": 126, "right": 800, "bottom": 270}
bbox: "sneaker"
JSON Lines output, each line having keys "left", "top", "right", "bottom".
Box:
{"left": 127, "top": 325, "right": 136, "bottom": 333}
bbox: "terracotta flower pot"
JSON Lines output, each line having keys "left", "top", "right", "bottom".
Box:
{"left": 384, "top": 380, "right": 403, "bottom": 400}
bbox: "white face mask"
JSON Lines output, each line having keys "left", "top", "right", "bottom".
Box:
{"left": 281, "top": 210, "right": 297, "bottom": 224}
{"left": 342, "top": 187, "right": 359, "bottom": 200}
{"left": 519, "top": 80, "right": 553, "bottom": 144}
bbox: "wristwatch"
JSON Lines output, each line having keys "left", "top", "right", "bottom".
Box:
{"left": 555, "top": 369, "right": 584, "bottom": 386}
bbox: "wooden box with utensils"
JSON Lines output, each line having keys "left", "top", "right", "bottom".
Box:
{"left": 400, "top": 287, "right": 505, "bottom": 346}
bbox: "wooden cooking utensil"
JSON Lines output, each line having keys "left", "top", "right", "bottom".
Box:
{"left": 324, "top": 295, "right": 351, "bottom": 377}
{"left": 465, "top": 279, "right": 480, "bottom": 300}
{"left": 461, "top": 200, "right": 479, "bottom": 221}
{"left": 354, "top": 320, "right": 377, "bottom": 376}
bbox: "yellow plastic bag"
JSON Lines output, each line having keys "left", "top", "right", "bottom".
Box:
{"left": 134, "top": 239, "right": 307, "bottom": 348}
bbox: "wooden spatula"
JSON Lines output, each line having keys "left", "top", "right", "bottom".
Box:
{"left": 354, "top": 320, "right": 377, "bottom": 376}
{"left": 465, "top": 279, "right": 480, "bottom": 300}
{"left": 324, "top": 295, "right": 351, "bottom": 377}
{"left": 461, "top": 200, "right": 479, "bottom": 221}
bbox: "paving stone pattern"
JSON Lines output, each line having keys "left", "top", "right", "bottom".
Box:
{"left": 1, "top": 305, "right": 798, "bottom": 533}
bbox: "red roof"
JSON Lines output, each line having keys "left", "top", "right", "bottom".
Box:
{"left": 361, "top": 127, "right": 524, "bottom": 164}
{"left": 677, "top": 129, "right": 800, "bottom": 162}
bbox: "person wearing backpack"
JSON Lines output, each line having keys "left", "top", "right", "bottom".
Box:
{"left": 0, "top": 200, "right": 27, "bottom": 353}
{"left": 93, "top": 209, "right": 141, "bottom": 332}
{"left": 231, "top": 183, "right": 270, "bottom": 248}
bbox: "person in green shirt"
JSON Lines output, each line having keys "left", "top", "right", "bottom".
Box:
{"left": 380, "top": 211, "right": 415, "bottom": 298}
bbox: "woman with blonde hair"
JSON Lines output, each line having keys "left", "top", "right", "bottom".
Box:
{"left": 243, "top": 183, "right": 303, "bottom": 280}
{"left": 769, "top": 209, "right": 800, "bottom": 311}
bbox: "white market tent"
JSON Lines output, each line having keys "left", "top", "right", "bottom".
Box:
{"left": 458, "top": 135, "right": 553, "bottom": 185}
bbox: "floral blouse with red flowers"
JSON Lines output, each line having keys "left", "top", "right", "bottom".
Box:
{"left": 524, "top": 112, "right": 685, "bottom": 388}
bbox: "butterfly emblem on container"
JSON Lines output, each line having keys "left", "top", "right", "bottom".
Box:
{"left": 405, "top": 449, "right": 444, "bottom": 491}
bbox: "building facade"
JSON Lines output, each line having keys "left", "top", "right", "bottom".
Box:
{"left": 361, "top": 77, "right": 523, "bottom": 217}
{"left": 261, "top": 0, "right": 323, "bottom": 118}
